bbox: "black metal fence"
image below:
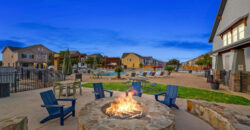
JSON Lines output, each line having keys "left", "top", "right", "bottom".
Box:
{"left": 0, "top": 67, "right": 63, "bottom": 93}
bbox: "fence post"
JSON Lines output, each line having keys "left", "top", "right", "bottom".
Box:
{"left": 14, "top": 71, "right": 17, "bottom": 93}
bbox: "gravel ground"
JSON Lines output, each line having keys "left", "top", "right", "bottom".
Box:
{"left": 81, "top": 72, "right": 250, "bottom": 100}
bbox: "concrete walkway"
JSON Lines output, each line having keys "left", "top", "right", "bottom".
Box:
{"left": 11, "top": 86, "right": 250, "bottom": 130}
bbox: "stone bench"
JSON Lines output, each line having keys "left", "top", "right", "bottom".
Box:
{"left": 187, "top": 99, "right": 250, "bottom": 130}
{"left": 0, "top": 116, "right": 28, "bottom": 130}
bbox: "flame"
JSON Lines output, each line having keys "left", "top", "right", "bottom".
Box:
{"left": 105, "top": 91, "right": 142, "bottom": 118}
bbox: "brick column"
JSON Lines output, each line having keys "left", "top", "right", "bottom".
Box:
{"left": 214, "top": 70, "right": 221, "bottom": 81}
{"left": 229, "top": 73, "right": 241, "bottom": 92}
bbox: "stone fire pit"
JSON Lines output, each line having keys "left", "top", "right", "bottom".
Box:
{"left": 78, "top": 97, "right": 175, "bottom": 130}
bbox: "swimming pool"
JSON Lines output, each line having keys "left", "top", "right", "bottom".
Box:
{"left": 91, "top": 70, "right": 125, "bottom": 76}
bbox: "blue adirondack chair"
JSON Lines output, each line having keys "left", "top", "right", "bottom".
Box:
{"left": 126, "top": 82, "right": 143, "bottom": 97}
{"left": 154, "top": 85, "right": 179, "bottom": 109}
{"left": 40, "top": 90, "right": 76, "bottom": 126}
{"left": 93, "top": 83, "right": 113, "bottom": 99}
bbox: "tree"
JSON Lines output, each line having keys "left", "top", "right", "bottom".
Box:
{"left": 62, "top": 50, "right": 72, "bottom": 79}
{"left": 195, "top": 54, "right": 212, "bottom": 66}
{"left": 93, "top": 57, "right": 98, "bottom": 69}
{"left": 166, "top": 59, "right": 180, "bottom": 71}
{"left": 47, "top": 52, "right": 56, "bottom": 66}
{"left": 71, "top": 58, "right": 78, "bottom": 66}
{"left": 166, "top": 59, "right": 180, "bottom": 66}
{"left": 85, "top": 57, "right": 94, "bottom": 68}
{"left": 115, "top": 66, "right": 124, "bottom": 79}
{"left": 0, "top": 61, "right": 2, "bottom": 66}
{"left": 165, "top": 65, "right": 174, "bottom": 76}
{"left": 96, "top": 56, "right": 103, "bottom": 65}
{"left": 139, "top": 63, "right": 143, "bottom": 68}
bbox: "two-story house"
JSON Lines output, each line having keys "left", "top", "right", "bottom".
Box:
{"left": 121, "top": 53, "right": 165, "bottom": 68}
{"left": 209, "top": 0, "right": 250, "bottom": 92}
{"left": 121, "top": 53, "right": 144, "bottom": 68}
{"left": 1, "top": 44, "right": 53, "bottom": 68}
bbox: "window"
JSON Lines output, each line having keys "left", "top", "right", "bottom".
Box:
{"left": 43, "top": 55, "right": 46, "bottom": 59}
{"left": 223, "top": 33, "right": 227, "bottom": 46}
{"left": 29, "top": 54, "right": 34, "bottom": 59}
{"left": 21, "top": 54, "right": 27, "bottom": 58}
{"left": 37, "top": 54, "right": 40, "bottom": 58}
{"left": 232, "top": 28, "right": 238, "bottom": 43}
{"left": 38, "top": 47, "right": 40, "bottom": 51}
{"left": 227, "top": 32, "right": 231, "bottom": 44}
{"left": 129, "top": 58, "right": 132, "bottom": 62}
{"left": 239, "top": 23, "right": 245, "bottom": 40}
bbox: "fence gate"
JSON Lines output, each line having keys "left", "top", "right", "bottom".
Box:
{"left": 0, "top": 67, "right": 63, "bottom": 93}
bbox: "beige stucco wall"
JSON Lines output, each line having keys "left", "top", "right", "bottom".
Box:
{"left": 121, "top": 53, "right": 143, "bottom": 68}
{"left": 213, "top": 0, "right": 250, "bottom": 51}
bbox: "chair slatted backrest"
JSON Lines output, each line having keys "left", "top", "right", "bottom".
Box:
{"left": 143, "top": 72, "right": 147, "bottom": 77}
{"left": 132, "top": 82, "right": 141, "bottom": 87}
{"left": 93, "top": 83, "right": 105, "bottom": 98}
{"left": 40, "top": 90, "right": 59, "bottom": 115}
{"left": 132, "top": 82, "right": 142, "bottom": 96}
{"left": 164, "top": 85, "right": 178, "bottom": 105}
{"left": 151, "top": 72, "right": 156, "bottom": 76}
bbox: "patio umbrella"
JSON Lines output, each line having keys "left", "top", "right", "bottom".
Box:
{"left": 62, "top": 50, "right": 72, "bottom": 79}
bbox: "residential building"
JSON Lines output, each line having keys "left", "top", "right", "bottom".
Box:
{"left": 102, "top": 57, "right": 121, "bottom": 69}
{"left": 54, "top": 52, "right": 87, "bottom": 71}
{"left": 121, "top": 53, "right": 144, "bottom": 68}
{"left": 209, "top": 0, "right": 250, "bottom": 92}
{"left": 1, "top": 44, "right": 52, "bottom": 68}
{"left": 121, "top": 53, "right": 165, "bottom": 68}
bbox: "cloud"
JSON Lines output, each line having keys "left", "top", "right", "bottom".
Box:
{"left": 15, "top": 22, "right": 138, "bottom": 48}
{"left": 0, "top": 40, "right": 26, "bottom": 50}
{"left": 154, "top": 40, "right": 212, "bottom": 51}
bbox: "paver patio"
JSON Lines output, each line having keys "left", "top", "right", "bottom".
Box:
{"left": 1, "top": 85, "right": 249, "bottom": 130}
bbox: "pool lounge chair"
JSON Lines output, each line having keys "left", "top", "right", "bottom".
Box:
{"left": 148, "top": 72, "right": 156, "bottom": 78}
{"left": 139, "top": 72, "right": 147, "bottom": 77}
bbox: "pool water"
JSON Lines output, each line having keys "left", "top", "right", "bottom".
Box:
{"left": 91, "top": 70, "right": 124, "bottom": 76}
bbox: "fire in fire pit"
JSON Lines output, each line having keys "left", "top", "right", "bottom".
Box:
{"left": 102, "top": 91, "right": 143, "bottom": 119}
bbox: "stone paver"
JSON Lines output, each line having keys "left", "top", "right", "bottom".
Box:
{"left": 0, "top": 86, "right": 248, "bottom": 130}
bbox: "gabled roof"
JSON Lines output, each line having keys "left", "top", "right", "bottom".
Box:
{"left": 208, "top": 0, "right": 228, "bottom": 43}
{"left": 1, "top": 46, "right": 22, "bottom": 53}
{"left": 121, "top": 53, "right": 143, "bottom": 58}
{"left": 2, "top": 44, "right": 53, "bottom": 54}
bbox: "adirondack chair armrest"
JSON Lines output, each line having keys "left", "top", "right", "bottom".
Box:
{"left": 57, "top": 98, "right": 76, "bottom": 101}
{"left": 154, "top": 92, "right": 166, "bottom": 101}
{"left": 41, "top": 104, "right": 64, "bottom": 108}
{"left": 93, "top": 92, "right": 100, "bottom": 96}
{"left": 104, "top": 89, "right": 113, "bottom": 97}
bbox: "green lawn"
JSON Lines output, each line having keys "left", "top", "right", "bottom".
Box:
{"left": 82, "top": 82, "right": 250, "bottom": 106}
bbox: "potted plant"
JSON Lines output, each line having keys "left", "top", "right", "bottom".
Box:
{"left": 209, "top": 80, "right": 220, "bottom": 90}
{"left": 115, "top": 66, "right": 124, "bottom": 79}
{"left": 165, "top": 65, "right": 174, "bottom": 76}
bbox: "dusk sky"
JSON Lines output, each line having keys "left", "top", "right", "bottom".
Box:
{"left": 0, "top": 0, "right": 220, "bottom": 62}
